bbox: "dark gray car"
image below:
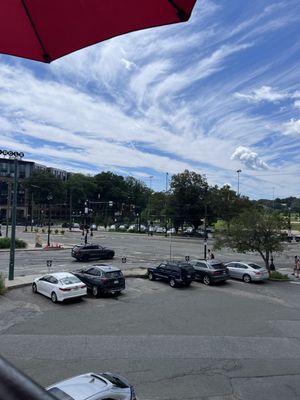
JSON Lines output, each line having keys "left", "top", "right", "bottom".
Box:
{"left": 71, "top": 243, "right": 115, "bottom": 261}
{"left": 189, "top": 259, "right": 229, "bottom": 285}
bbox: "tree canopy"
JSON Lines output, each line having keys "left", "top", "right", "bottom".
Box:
{"left": 214, "top": 208, "right": 288, "bottom": 270}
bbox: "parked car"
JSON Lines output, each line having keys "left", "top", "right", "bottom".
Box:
{"left": 73, "top": 264, "right": 125, "bottom": 296}
{"left": 47, "top": 371, "right": 137, "bottom": 400}
{"left": 188, "top": 259, "right": 229, "bottom": 285}
{"left": 184, "top": 229, "right": 206, "bottom": 238}
{"left": 71, "top": 243, "right": 115, "bottom": 261}
{"left": 166, "top": 227, "right": 176, "bottom": 234}
{"left": 225, "top": 261, "right": 269, "bottom": 283}
{"left": 147, "top": 262, "right": 195, "bottom": 287}
{"left": 32, "top": 272, "right": 87, "bottom": 303}
{"left": 155, "top": 226, "right": 166, "bottom": 233}
{"left": 91, "top": 223, "right": 97, "bottom": 231}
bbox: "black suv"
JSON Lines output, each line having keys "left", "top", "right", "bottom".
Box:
{"left": 188, "top": 259, "right": 229, "bottom": 285}
{"left": 73, "top": 264, "right": 125, "bottom": 296}
{"left": 71, "top": 244, "right": 115, "bottom": 261}
{"left": 147, "top": 262, "right": 195, "bottom": 287}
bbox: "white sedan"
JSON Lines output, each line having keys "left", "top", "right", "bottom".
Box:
{"left": 225, "top": 262, "right": 269, "bottom": 283}
{"left": 32, "top": 272, "right": 87, "bottom": 303}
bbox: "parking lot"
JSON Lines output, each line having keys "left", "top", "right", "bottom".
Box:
{"left": 1, "top": 268, "right": 300, "bottom": 399}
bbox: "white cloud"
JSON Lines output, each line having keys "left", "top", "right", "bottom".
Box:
{"left": 231, "top": 146, "right": 269, "bottom": 170}
{"left": 235, "top": 86, "right": 287, "bottom": 103}
{"left": 281, "top": 119, "right": 300, "bottom": 136}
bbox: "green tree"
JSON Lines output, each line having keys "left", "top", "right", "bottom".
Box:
{"left": 24, "top": 171, "right": 66, "bottom": 204}
{"left": 67, "top": 173, "right": 97, "bottom": 212}
{"left": 214, "top": 208, "right": 287, "bottom": 271}
{"left": 169, "top": 170, "right": 208, "bottom": 230}
{"left": 212, "top": 185, "right": 253, "bottom": 228}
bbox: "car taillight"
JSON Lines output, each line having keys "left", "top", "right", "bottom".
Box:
{"left": 59, "top": 288, "right": 71, "bottom": 291}
{"left": 255, "top": 272, "right": 261, "bottom": 275}
{"left": 100, "top": 277, "right": 107, "bottom": 282}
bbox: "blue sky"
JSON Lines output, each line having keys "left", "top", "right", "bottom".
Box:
{"left": 0, "top": 0, "right": 300, "bottom": 200}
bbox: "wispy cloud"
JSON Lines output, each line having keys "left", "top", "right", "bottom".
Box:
{"left": 235, "top": 86, "right": 288, "bottom": 103}
{"left": 0, "top": 0, "right": 300, "bottom": 199}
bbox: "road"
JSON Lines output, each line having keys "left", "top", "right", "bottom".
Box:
{"left": 0, "top": 227, "right": 298, "bottom": 277}
{"left": 1, "top": 277, "right": 300, "bottom": 399}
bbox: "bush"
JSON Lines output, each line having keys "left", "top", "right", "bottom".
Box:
{"left": 269, "top": 271, "right": 289, "bottom": 280}
{"left": 60, "top": 230, "right": 65, "bottom": 235}
{"left": 54, "top": 229, "right": 59, "bottom": 234}
{"left": 0, "top": 273, "right": 6, "bottom": 295}
{"left": 0, "top": 238, "right": 11, "bottom": 249}
{"left": 0, "top": 238, "right": 27, "bottom": 249}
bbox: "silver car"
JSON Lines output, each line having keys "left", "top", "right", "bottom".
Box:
{"left": 225, "top": 262, "right": 269, "bottom": 283}
{"left": 47, "top": 372, "right": 137, "bottom": 400}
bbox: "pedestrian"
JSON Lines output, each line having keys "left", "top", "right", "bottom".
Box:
{"left": 293, "top": 255, "right": 298, "bottom": 275}
{"left": 207, "top": 249, "right": 214, "bottom": 260}
{"left": 296, "top": 258, "right": 300, "bottom": 278}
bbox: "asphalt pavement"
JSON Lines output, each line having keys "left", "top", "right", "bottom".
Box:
{"left": 1, "top": 226, "right": 299, "bottom": 289}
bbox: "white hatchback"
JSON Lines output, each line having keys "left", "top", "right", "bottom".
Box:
{"left": 32, "top": 272, "right": 87, "bottom": 303}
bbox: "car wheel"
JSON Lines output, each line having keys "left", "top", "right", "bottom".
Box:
{"left": 113, "top": 291, "right": 122, "bottom": 296}
{"left": 108, "top": 252, "right": 114, "bottom": 259}
{"left": 169, "top": 278, "right": 176, "bottom": 288}
{"left": 92, "top": 285, "right": 99, "bottom": 297}
{"left": 148, "top": 272, "right": 155, "bottom": 281}
{"left": 243, "top": 274, "right": 251, "bottom": 283}
{"left": 203, "top": 275, "right": 211, "bottom": 285}
{"left": 51, "top": 292, "right": 57, "bottom": 303}
{"left": 32, "top": 283, "right": 37, "bottom": 293}
{"left": 185, "top": 281, "right": 192, "bottom": 286}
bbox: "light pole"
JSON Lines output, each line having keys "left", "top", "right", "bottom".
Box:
{"left": 148, "top": 176, "right": 153, "bottom": 229}
{"left": 30, "top": 184, "right": 39, "bottom": 232}
{"left": 0, "top": 149, "right": 25, "bottom": 280}
{"left": 165, "top": 172, "right": 169, "bottom": 236}
{"left": 236, "top": 169, "right": 242, "bottom": 196}
{"left": 47, "top": 194, "right": 53, "bottom": 247}
{"left": 204, "top": 203, "right": 207, "bottom": 259}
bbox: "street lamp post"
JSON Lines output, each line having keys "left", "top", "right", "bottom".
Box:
{"left": 236, "top": 169, "right": 242, "bottom": 196}
{"left": 30, "top": 184, "right": 40, "bottom": 232}
{"left": 47, "top": 194, "right": 53, "bottom": 247}
{"left": 0, "top": 149, "right": 25, "bottom": 281}
{"left": 83, "top": 200, "right": 89, "bottom": 245}
{"left": 204, "top": 203, "right": 208, "bottom": 260}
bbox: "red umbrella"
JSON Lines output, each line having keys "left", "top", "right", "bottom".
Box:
{"left": 0, "top": 0, "right": 197, "bottom": 63}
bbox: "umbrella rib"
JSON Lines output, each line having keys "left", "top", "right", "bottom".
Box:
{"left": 167, "top": 0, "right": 189, "bottom": 21}
{"left": 21, "top": 0, "right": 51, "bottom": 63}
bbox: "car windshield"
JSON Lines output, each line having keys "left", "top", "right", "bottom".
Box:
{"left": 60, "top": 276, "right": 81, "bottom": 285}
{"left": 101, "top": 373, "right": 129, "bottom": 388}
{"left": 104, "top": 271, "right": 122, "bottom": 278}
{"left": 248, "top": 263, "right": 262, "bottom": 270}
{"left": 48, "top": 387, "right": 75, "bottom": 400}
{"left": 210, "top": 263, "right": 225, "bottom": 270}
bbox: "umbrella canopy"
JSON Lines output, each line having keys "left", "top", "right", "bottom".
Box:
{"left": 0, "top": 0, "right": 197, "bottom": 63}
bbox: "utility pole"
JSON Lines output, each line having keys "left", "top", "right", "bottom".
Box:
{"left": 0, "top": 149, "right": 25, "bottom": 281}
{"left": 237, "top": 169, "right": 242, "bottom": 196}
